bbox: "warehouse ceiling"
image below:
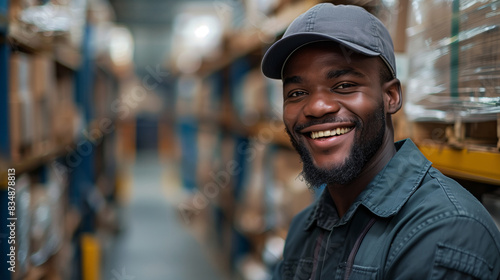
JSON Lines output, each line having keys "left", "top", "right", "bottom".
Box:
{"left": 108, "top": 0, "right": 212, "bottom": 70}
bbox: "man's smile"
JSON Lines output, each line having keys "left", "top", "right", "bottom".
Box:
{"left": 297, "top": 121, "right": 356, "bottom": 143}
{"left": 308, "top": 127, "right": 354, "bottom": 139}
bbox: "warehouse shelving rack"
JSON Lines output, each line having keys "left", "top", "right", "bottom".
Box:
{"left": 420, "top": 145, "right": 500, "bottom": 186}
{"left": 0, "top": 2, "right": 125, "bottom": 279}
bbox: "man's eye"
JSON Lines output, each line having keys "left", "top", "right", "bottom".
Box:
{"left": 336, "top": 83, "right": 355, "bottom": 89}
{"left": 289, "top": 91, "right": 306, "bottom": 97}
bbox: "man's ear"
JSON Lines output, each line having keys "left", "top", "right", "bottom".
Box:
{"left": 384, "top": 79, "right": 402, "bottom": 114}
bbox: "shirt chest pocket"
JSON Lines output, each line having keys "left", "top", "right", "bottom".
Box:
{"left": 334, "top": 263, "right": 379, "bottom": 280}
{"left": 281, "top": 259, "right": 379, "bottom": 280}
{"left": 282, "top": 259, "right": 314, "bottom": 280}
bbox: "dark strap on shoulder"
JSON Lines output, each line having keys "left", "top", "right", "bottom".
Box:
{"left": 344, "top": 217, "right": 377, "bottom": 280}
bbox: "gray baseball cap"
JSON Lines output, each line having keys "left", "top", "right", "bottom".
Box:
{"left": 261, "top": 3, "right": 396, "bottom": 80}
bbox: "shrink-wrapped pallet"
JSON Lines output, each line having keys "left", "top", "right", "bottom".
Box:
{"left": 406, "top": 0, "right": 500, "bottom": 122}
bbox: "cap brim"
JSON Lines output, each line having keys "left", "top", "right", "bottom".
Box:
{"left": 261, "top": 33, "right": 380, "bottom": 79}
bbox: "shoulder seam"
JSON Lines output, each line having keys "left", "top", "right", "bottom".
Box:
{"left": 428, "top": 168, "right": 465, "bottom": 214}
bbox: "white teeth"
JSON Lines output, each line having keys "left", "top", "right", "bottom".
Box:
{"left": 310, "top": 127, "right": 352, "bottom": 139}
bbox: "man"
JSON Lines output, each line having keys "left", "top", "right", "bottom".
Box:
{"left": 261, "top": 3, "right": 500, "bottom": 279}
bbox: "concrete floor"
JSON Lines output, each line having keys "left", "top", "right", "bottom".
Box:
{"left": 101, "top": 151, "right": 224, "bottom": 280}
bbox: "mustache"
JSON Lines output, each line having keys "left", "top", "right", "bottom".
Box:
{"left": 293, "top": 117, "right": 360, "bottom": 133}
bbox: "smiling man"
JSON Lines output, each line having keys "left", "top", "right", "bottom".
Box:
{"left": 261, "top": 3, "right": 500, "bottom": 280}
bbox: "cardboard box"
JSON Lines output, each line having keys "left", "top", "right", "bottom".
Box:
{"left": 30, "top": 54, "right": 55, "bottom": 100}
{"left": 28, "top": 54, "right": 56, "bottom": 154}
{"left": 53, "top": 73, "right": 76, "bottom": 144}
{"left": 9, "top": 99, "right": 22, "bottom": 161}
{"left": 9, "top": 52, "right": 35, "bottom": 159}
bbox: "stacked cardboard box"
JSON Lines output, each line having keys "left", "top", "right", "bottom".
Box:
{"left": 30, "top": 54, "right": 57, "bottom": 155}
{"left": 9, "top": 53, "right": 35, "bottom": 161}
{"left": 53, "top": 66, "right": 77, "bottom": 145}
{"left": 7, "top": 51, "right": 77, "bottom": 163}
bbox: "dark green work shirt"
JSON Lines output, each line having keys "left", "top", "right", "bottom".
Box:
{"left": 273, "top": 139, "right": 500, "bottom": 280}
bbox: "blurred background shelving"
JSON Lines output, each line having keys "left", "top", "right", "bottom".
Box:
{"left": 0, "top": 0, "right": 499, "bottom": 279}
{"left": 0, "top": 0, "right": 136, "bottom": 279}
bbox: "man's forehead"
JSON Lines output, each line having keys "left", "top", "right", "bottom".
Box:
{"left": 282, "top": 45, "right": 377, "bottom": 79}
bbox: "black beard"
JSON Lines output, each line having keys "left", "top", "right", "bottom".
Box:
{"left": 286, "top": 109, "right": 386, "bottom": 189}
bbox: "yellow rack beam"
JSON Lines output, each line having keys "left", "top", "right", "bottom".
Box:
{"left": 418, "top": 145, "right": 500, "bottom": 185}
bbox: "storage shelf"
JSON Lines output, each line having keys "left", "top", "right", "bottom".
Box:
{"left": 1, "top": 2, "right": 128, "bottom": 280}
{"left": 0, "top": 137, "right": 75, "bottom": 189}
{"left": 8, "top": 23, "right": 53, "bottom": 52}
{"left": 0, "top": 116, "right": 114, "bottom": 189}
{"left": 418, "top": 144, "right": 500, "bottom": 185}
{"left": 8, "top": 24, "right": 82, "bottom": 70}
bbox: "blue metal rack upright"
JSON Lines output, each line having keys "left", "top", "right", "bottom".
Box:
{"left": 0, "top": 0, "right": 11, "bottom": 279}
{"left": 0, "top": 0, "right": 7, "bottom": 33}
{"left": 228, "top": 57, "right": 253, "bottom": 270}
{"left": 70, "top": 23, "right": 97, "bottom": 280}
{"left": 0, "top": 0, "right": 10, "bottom": 159}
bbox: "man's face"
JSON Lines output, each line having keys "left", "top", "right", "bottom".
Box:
{"left": 282, "top": 42, "right": 388, "bottom": 188}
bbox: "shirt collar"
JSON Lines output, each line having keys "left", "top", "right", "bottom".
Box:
{"left": 304, "top": 187, "right": 339, "bottom": 231}
{"left": 304, "top": 139, "right": 432, "bottom": 231}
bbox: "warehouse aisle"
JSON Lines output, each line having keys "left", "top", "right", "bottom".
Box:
{"left": 101, "top": 151, "right": 224, "bottom": 280}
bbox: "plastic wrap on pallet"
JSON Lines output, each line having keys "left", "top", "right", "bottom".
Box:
{"left": 406, "top": 0, "right": 500, "bottom": 122}
{"left": 17, "top": 0, "right": 88, "bottom": 47}
{"left": 16, "top": 175, "right": 31, "bottom": 276}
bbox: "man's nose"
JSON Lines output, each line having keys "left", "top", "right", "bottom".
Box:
{"left": 302, "top": 91, "right": 341, "bottom": 119}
